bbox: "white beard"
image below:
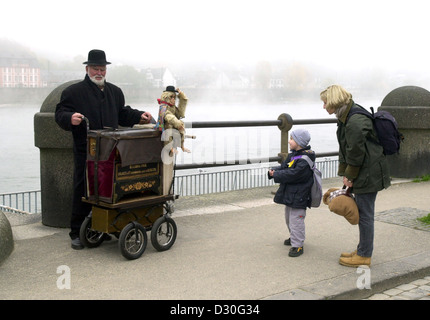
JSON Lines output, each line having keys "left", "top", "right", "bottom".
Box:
{"left": 89, "top": 75, "right": 105, "bottom": 87}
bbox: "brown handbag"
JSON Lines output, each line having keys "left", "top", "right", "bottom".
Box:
{"left": 323, "top": 186, "right": 359, "bottom": 225}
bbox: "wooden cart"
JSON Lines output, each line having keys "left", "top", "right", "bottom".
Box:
{"left": 79, "top": 125, "right": 178, "bottom": 260}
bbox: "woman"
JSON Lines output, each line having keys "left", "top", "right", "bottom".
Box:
{"left": 320, "top": 85, "right": 391, "bottom": 267}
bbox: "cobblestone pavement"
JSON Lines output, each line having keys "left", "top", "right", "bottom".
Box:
{"left": 365, "top": 276, "right": 430, "bottom": 300}
{"left": 375, "top": 207, "right": 430, "bottom": 232}
{"left": 365, "top": 207, "right": 430, "bottom": 300}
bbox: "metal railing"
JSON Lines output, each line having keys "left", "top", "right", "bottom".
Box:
{"left": 1, "top": 113, "right": 339, "bottom": 213}
{"left": 174, "top": 157, "right": 339, "bottom": 196}
{"left": 0, "top": 158, "right": 339, "bottom": 210}
{"left": 173, "top": 114, "right": 339, "bottom": 196}
{"left": 176, "top": 115, "right": 338, "bottom": 170}
{"left": 0, "top": 190, "right": 41, "bottom": 214}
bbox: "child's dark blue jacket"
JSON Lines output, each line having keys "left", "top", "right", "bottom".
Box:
{"left": 269, "top": 146, "right": 315, "bottom": 209}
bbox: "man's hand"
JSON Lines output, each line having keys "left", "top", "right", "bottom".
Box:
{"left": 140, "top": 111, "right": 152, "bottom": 124}
{"left": 71, "top": 113, "right": 84, "bottom": 126}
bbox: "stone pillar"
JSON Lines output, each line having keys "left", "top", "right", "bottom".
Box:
{"left": 379, "top": 86, "right": 430, "bottom": 178}
{"left": 0, "top": 210, "right": 13, "bottom": 265}
{"left": 34, "top": 81, "right": 79, "bottom": 227}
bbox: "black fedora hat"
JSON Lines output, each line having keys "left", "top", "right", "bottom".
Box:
{"left": 83, "top": 49, "right": 111, "bottom": 65}
{"left": 164, "top": 85, "right": 178, "bottom": 93}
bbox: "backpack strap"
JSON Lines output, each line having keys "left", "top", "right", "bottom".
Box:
{"left": 346, "top": 104, "right": 372, "bottom": 123}
{"left": 346, "top": 104, "right": 380, "bottom": 146}
{"left": 291, "top": 155, "right": 303, "bottom": 161}
{"left": 300, "top": 155, "right": 314, "bottom": 168}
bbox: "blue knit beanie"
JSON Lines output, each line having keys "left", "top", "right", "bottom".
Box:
{"left": 291, "top": 129, "right": 311, "bottom": 148}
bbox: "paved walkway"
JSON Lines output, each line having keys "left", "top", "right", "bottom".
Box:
{"left": 365, "top": 276, "right": 430, "bottom": 300}
{"left": 1, "top": 178, "right": 430, "bottom": 300}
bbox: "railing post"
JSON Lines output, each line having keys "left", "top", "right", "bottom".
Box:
{"left": 277, "top": 113, "right": 293, "bottom": 163}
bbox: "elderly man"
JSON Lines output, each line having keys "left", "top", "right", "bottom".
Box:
{"left": 55, "top": 49, "right": 152, "bottom": 249}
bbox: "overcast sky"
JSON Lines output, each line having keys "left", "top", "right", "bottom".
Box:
{"left": 2, "top": 0, "right": 430, "bottom": 74}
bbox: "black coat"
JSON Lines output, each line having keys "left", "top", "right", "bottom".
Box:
{"left": 55, "top": 75, "right": 144, "bottom": 154}
{"left": 55, "top": 75, "right": 146, "bottom": 234}
{"left": 336, "top": 101, "right": 391, "bottom": 194}
{"left": 270, "top": 147, "right": 315, "bottom": 209}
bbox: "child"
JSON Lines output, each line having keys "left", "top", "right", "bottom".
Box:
{"left": 268, "top": 128, "right": 315, "bottom": 257}
{"left": 155, "top": 86, "right": 190, "bottom": 154}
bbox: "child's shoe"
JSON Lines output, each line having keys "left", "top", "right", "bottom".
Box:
{"left": 284, "top": 238, "right": 291, "bottom": 246}
{"left": 289, "top": 247, "right": 303, "bottom": 257}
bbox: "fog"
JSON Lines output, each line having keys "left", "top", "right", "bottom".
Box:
{"left": 2, "top": 0, "right": 429, "bottom": 194}
{"left": 2, "top": 0, "right": 430, "bottom": 96}
{"left": 2, "top": 1, "right": 429, "bottom": 68}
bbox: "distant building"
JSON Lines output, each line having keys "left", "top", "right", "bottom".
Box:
{"left": 215, "top": 72, "right": 251, "bottom": 89}
{"left": 0, "top": 54, "right": 43, "bottom": 88}
{"left": 144, "top": 67, "right": 177, "bottom": 88}
{"left": 269, "top": 78, "right": 285, "bottom": 89}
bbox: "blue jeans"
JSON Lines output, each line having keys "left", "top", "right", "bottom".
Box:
{"left": 354, "top": 192, "right": 378, "bottom": 257}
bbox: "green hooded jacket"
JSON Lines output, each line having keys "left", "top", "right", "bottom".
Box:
{"left": 336, "top": 101, "right": 391, "bottom": 194}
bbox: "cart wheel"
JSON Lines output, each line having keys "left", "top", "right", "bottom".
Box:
{"left": 79, "top": 216, "right": 105, "bottom": 248}
{"left": 119, "top": 222, "right": 147, "bottom": 260}
{"left": 151, "top": 216, "right": 177, "bottom": 252}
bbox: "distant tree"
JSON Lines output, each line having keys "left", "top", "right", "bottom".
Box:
{"left": 108, "top": 65, "right": 149, "bottom": 87}
{"left": 254, "top": 60, "right": 272, "bottom": 89}
{"left": 0, "top": 38, "right": 36, "bottom": 58}
{"left": 284, "top": 62, "right": 311, "bottom": 96}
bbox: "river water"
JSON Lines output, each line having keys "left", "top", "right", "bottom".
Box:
{"left": 0, "top": 99, "right": 379, "bottom": 194}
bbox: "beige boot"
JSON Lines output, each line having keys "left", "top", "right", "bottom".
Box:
{"left": 339, "top": 254, "right": 371, "bottom": 267}
{"left": 340, "top": 250, "right": 357, "bottom": 258}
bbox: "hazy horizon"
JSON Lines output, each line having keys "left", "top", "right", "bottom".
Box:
{"left": 2, "top": 1, "right": 429, "bottom": 73}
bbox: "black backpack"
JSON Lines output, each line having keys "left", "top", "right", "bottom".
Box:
{"left": 347, "top": 104, "right": 404, "bottom": 155}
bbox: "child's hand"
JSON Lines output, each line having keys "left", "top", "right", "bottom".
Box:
{"left": 268, "top": 169, "right": 274, "bottom": 177}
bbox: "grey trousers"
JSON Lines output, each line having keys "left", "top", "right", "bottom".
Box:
{"left": 354, "top": 192, "right": 378, "bottom": 258}
{"left": 285, "top": 206, "right": 306, "bottom": 247}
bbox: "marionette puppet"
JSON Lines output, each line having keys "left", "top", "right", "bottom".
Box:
{"left": 154, "top": 86, "right": 191, "bottom": 154}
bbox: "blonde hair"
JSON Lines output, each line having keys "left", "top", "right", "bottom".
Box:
{"left": 161, "top": 91, "right": 176, "bottom": 102}
{"left": 320, "top": 85, "right": 352, "bottom": 112}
